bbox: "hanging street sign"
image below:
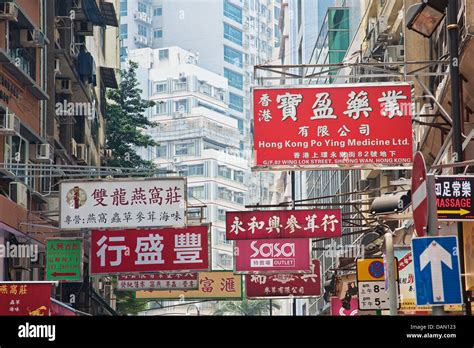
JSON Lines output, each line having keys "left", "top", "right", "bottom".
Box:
{"left": 411, "top": 151, "right": 428, "bottom": 236}
{"left": 234, "top": 238, "right": 311, "bottom": 273}
{"left": 134, "top": 271, "right": 242, "bottom": 300}
{"left": 253, "top": 82, "right": 413, "bottom": 170}
{"left": 90, "top": 226, "right": 210, "bottom": 275}
{"left": 46, "top": 239, "right": 83, "bottom": 282}
{"left": 60, "top": 178, "right": 186, "bottom": 229}
{"left": 245, "top": 259, "right": 321, "bottom": 298}
{"left": 0, "top": 282, "right": 53, "bottom": 316}
{"left": 226, "top": 209, "right": 341, "bottom": 240}
{"left": 435, "top": 176, "right": 474, "bottom": 221}
{"left": 356, "top": 258, "right": 399, "bottom": 311}
{"left": 412, "top": 236, "right": 463, "bottom": 305}
{"left": 117, "top": 273, "right": 199, "bottom": 291}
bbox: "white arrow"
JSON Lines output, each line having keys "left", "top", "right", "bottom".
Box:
{"left": 419, "top": 241, "right": 452, "bottom": 302}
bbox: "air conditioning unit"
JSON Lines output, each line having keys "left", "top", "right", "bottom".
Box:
{"left": 178, "top": 72, "right": 186, "bottom": 82}
{"left": 30, "top": 251, "right": 46, "bottom": 268}
{"left": 75, "top": 21, "right": 93, "bottom": 36}
{"left": 71, "top": 138, "right": 78, "bottom": 158}
{"left": 0, "top": 110, "right": 20, "bottom": 135}
{"left": 20, "top": 29, "right": 46, "bottom": 48}
{"left": 10, "top": 182, "right": 28, "bottom": 209}
{"left": 54, "top": 58, "right": 61, "bottom": 75}
{"left": 36, "top": 143, "right": 53, "bottom": 161}
{"left": 76, "top": 143, "right": 88, "bottom": 163}
{"left": 56, "top": 79, "right": 72, "bottom": 94}
{"left": 0, "top": 2, "right": 18, "bottom": 21}
{"left": 385, "top": 45, "right": 404, "bottom": 63}
{"left": 12, "top": 256, "right": 31, "bottom": 270}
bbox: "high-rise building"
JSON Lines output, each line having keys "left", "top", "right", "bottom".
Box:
{"left": 131, "top": 46, "right": 247, "bottom": 272}
{"left": 120, "top": 0, "right": 278, "bottom": 205}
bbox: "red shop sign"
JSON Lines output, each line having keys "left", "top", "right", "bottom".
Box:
{"left": 246, "top": 259, "right": 321, "bottom": 297}
{"left": 226, "top": 209, "right": 341, "bottom": 240}
{"left": 90, "top": 226, "right": 210, "bottom": 275}
{"left": 253, "top": 83, "right": 413, "bottom": 169}
{"left": 0, "top": 282, "right": 52, "bottom": 316}
{"left": 235, "top": 238, "right": 311, "bottom": 273}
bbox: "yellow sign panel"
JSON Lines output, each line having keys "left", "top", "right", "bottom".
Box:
{"left": 356, "top": 258, "right": 399, "bottom": 282}
{"left": 135, "top": 271, "right": 242, "bottom": 300}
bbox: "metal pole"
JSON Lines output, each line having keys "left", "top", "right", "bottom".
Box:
{"left": 291, "top": 170, "right": 297, "bottom": 316}
{"left": 269, "top": 299, "right": 272, "bottom": 316}
{"left": 384, "top": 231, "right": 398, "bottom": 315}
{"left": 446, "top": 0, "right": 470, "bottom": 316}
{"left": 427, "top": 174, "right": 445, "bottom": 315}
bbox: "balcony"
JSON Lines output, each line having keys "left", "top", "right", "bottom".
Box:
{"left": 133, "top": 11, "right": 152, "bottom": 25}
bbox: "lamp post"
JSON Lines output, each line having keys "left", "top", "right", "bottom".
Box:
{"left": 407, "top": 0, "right": 470, "bottom": 316}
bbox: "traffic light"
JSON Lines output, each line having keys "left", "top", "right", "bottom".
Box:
{"left": 323, "top": 273, "right": 336, "bottom": 303}
{"left": 370, "top": 191, "right": 411, "bottom": 215}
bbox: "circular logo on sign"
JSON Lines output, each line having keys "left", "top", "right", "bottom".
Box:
{"left": 66, "top": 186, "right": 87, "bottom": 209}
{"left": 368, "top": 260, "right": 384, "bottom": 279}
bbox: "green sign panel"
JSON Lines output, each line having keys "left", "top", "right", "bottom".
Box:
{"left": 46, "top": 239, "right": 83, "bottom": 281}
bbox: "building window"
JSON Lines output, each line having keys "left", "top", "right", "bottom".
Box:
{"left": 224, "top": 68, "right": 243, "bottom": 90}
{"left": 218, "top": 232, "right": 233, "bottom": 247}
{"left": 156, "top": 145, "right": 167, "bottom": 158}
{"left": 173, "top": 79, "right": 187, "bottom": 92}
{"left": 120, "top": 0, "right": 127, "bottom": 16}
{"left": 159, "top": 49, "right": 169, "bottom": 60}
{"left": 218, "top": 252, "right": 233, "bottom": 267}
{"left": 218, "top": 187, "right": 232, "bottom": 201}
{"left": 155, "top": 82, "right": 167, "bottom": 93}
{"left": 224, "top": 45, "right": 243, "bottom": 68}
{"left": 229, "top": 93, "right": 243, "bottom": 112}
{"left": 138, "top": 24, "right": 147, "bottom": 37}
{"left": 175, "top": 142, "right": 195, "bottom": 156}
{"left": 188, "top": 186, "right": 205, "bottom": 199}
{"left": 218, "top": 209, "right": 226, "bottom": 221}
{"left": 218, "top": 165, "right": 232, "bottom": 179}
{"left": 233, "top": 192, "right": 244, "bottom": 204}
{"left": 224, "top": 23, "right": 242, "bottom": 46}
{"left": 120, "top": 24, "right": 128, "bottom": 39}
{"left": 153, "top": 6, "right": 162, "bottom": 16}
{"left": 154, "top": 28, "right": 163, "bottom": 38}
{"left": 180, "top": 164, "right": 204, "bottom": 176}
{"left": 174, "top": 99, "right": 188, "bottom": 112}
{"left": 138, "top": 2, "right": 147, "bottom": 13}
{"left": 155, "top": 102, "right": 167, "bottom": 114}
{"left": 234, "top": 170, "right": 244, "bottom": 183}
{"left": 120, "top": 46, "right": 128, "bottom": 62}
{"left": 237, "top": 119, "right": 244, "bottom": 135}
{"left": 224, "top": 1, "right": 242, "bottom": 23}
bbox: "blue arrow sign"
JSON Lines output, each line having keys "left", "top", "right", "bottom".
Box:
{"left": 412, "top": 236, "right": 462, "bottom": 306}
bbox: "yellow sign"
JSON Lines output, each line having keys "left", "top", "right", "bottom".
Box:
{"left": 135, "top": 271, "right": 242, "bottom": 300}
{"left": 356, "top": 258, "right": 399, "bottom": 282}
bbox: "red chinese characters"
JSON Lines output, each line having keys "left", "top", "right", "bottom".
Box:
{"left": 0, "top": 283, "right": 52, "bottom": 316}
{"left": 226, "top": 209, "right": 341, "bottom": 240}
{"left": 90, "top": 226, "right": 209, "bottom": 275}
{"left": 246, "top": 259, "right": 321, "bottom": 297}
{"left": 235, "top": 238, "right": 311, "bottom": 273}
{"left": 253, "top": 84, "right": 413, "bottom": 169}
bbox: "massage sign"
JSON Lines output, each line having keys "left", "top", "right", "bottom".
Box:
{"left": 435, "top": 176, "right": 474, "bottom": 220}
{"left": 253, "top": 83, "right": 413, "bottom": 170}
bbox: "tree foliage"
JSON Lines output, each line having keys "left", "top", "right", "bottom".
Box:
{"left": 105, "top": 61, "right": 157, "bottom": 167}
{"left": 213, "top": 299, "right": 280, "bottom": 316}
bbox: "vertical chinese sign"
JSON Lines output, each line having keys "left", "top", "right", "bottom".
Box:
{"left": 253, "top": 83, "right": 413, "bottom": 169}
{"left": 46, "top": 239, "right": 83, "bottom": 282}
{"left": 135, "top": 271, "right": 242, "bottom": 300}
{"left": 226, "top": 209, "right": 341, "bottom": 239}
{"left": 60, "top": 178, "right": 186, "bottom": 229}
{"left": 90, "top": 226, "right": 210, "bottom": 275}
{"left": 0, "top": 283, "right": 52, "bottom": 316}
